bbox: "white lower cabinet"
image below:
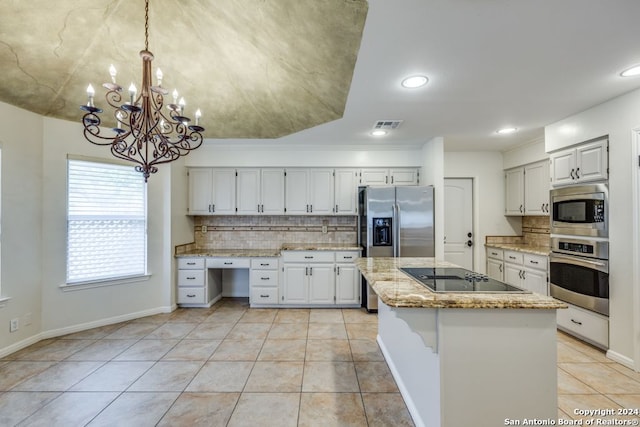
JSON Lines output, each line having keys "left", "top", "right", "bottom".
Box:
{"left": 557, "top": 302, "right": 609, "bottom": 349}
{"left": 500, "top": 250, "right": 549, "bottom": 296}
{"left": 249, "top": 257, "right": 279, "bottom": 307}
{"left": 486, "top": 247, "right": 504, "bottom": 281}
{"left": 281, "top": 250, "right": 360, "bottom": 306}
{"left": 177, "top": 257, "right": 208, "bottom": 306}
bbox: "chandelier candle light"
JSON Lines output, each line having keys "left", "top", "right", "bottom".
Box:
{"left": 80, "top": 0, "right": 204, "bottom": 182}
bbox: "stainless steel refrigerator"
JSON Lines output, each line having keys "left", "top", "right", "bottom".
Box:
{"left": 358, "top": 185, "right": 435, "bottom": 311}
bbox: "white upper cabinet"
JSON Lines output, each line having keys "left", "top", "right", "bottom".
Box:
{"left": 359, "top": 168, "right": 419, "bottom": 186}
{"left": 236, "top": 168, "right": 285, "bottom": 215}
{"left": 334, "top": 169, "right": 359, "bottom": 215}
{"left": 550, "top": 138, "right": 608, "bottom": 187}
{"left": 285, "top": 168, "right": 334, "bottom": 215}
{"left": 505, "top": 160, "right": 551, "bottom": 216}
{"left": 504, "top": 167, "right": 525, "bottom": 216}
{"left": 188, "top": 168, "right": 235, "bottom": 215}
{"left": 524, "top": 160, "right": 550, "bottom": 215}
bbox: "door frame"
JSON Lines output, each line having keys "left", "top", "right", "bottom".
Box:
{"left": 444, "top": 177, "right": 475, "bottom": 271}
{"left": 632, "top": 128, "right": 640, "bottom": 371}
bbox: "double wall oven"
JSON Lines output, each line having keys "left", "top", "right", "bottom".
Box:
{"left": 549, "top": 183, "right": 609, "bottom": 317}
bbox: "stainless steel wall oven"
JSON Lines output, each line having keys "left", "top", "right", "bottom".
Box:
{"left": 549, "top": 237, "right": 609, "bottom": 316}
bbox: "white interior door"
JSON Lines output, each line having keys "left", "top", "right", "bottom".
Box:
{"left": 444, "top": 178, "right": 474, "bottom": 270}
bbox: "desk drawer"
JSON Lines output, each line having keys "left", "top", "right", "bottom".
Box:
{"left": 250, "top": 269, "right": 279, "bottom": 286}
{"left": 282, "top": 251, "right": 334, "bottom": 263}
{"left": 178, "top": 288, "right": 206, "bottom": 304}
{"left": 251, "top": 258, "right": 279, "bottom": 269}
{"left": 207, "top": 258, "right": 251, "bottom": 269}
{"left": 178, "top": 258, "right": 205, "bottom": 269}
{"left": 250, "top": 287, "right": 278, "bottom": 304}
{"left": 178, "top": 270, "right": 205, "bottom": 287}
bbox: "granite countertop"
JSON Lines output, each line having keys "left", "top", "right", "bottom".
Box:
{"left": 176, "top": 243, "right": 361, "bottom": 258}
{"left": 355, "top": 257, "right": 566, "bottom": 310}
{"left": 484, "top": 243, "right": 551, "bottom": 256}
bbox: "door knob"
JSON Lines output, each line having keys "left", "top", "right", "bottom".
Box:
{"left": 466, "top": 240, "right": 473, "bottom": 247}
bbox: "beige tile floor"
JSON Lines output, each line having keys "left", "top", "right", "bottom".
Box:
{"left": 0, "top": 298, "right": 638, "bottom": 426}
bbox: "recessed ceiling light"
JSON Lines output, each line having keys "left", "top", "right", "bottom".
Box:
{"left": 620, "top": 65, "right": 640, "bottom": 77}
{"left": 371, "top": 130, "right": 388, "bottom": 136}
{"left": 401, "top": 75, "right": 428, "bottom": 88}
{"left": 496, "top": 127, "right": 518, "bottom": 135}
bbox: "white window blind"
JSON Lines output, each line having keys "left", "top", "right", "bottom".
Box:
{"left": 67, "top": 159, "right": 147, "bottom": 284}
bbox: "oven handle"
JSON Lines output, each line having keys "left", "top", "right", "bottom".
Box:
{"left": 550, "top": 253, "right": 608, "bottom": 273}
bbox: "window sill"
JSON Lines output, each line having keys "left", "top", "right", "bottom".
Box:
{"left": 60, "top": 274, "right": 152, "bottom": 292}
{"left": 0, "top": 296, "right": 11, "bottom": 308}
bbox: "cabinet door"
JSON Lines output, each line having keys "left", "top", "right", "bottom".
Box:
{"left": 522, "top": 268, "right": 547, "bottom": 295}
{"left": 335, "top": 264, "right": 360, "bottom": 304}
{"left": 550, "top": 150, "right": 576, "bottom": 186}
{"left": 308, "top": 264, "right": 335, "bottom": 304}
{"left": 486, "top": 258, "right": 504, "bottom": 282}
{"left": 504, "top": 167, "right": 524, "bottom": 216}
{"left": 576, "top": 139, "right": 608, "bottom": 182}
{"left": 503, "top": 263, "right": 523, "bottom": 288}
{"left": 236, "top": 169, "right": 260, "bottom": 215}
{"left": 283, "top": 265, "right": 308, "bottom": 304}
{"left": 308, "top": 169, "right": 334, "bottom": 215}
{"left": 360, "top": 168, "right": 389, "bottom": 186}
{"left": 261, "top": 169, "right": 285, "bottom": 215}
{"left": 390, "top": 168, "right": 419, "bottom": 185}
{"left": 212, "top": 169, "right": 236, "bottom": 215}
{"left": 524, "top": 161, "right": 550, "bottom": 216}
{"left": 188, "top": 168, "right": 214, "bottom": 215}
{"left": 285, "top": 169, "right": 309, "bottom": 215}
{"left": 334, "top": 169, "right": 358, "bottom": 215}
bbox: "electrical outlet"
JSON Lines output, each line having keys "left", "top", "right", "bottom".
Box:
{"left": 24, "top": 312, "right": 32, "bottom": 326}
{"left": 322, "top": 225, "right": 328, "bottom": 234}
{"left": 201, "top": 225, "right": 208, "bottom": 233}
{"left": 9, "top": 318, "right": 18, "bottom": 333}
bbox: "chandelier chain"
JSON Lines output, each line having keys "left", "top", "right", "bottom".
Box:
{"left": 144, "top": 0, "right": 149, "bottom": 51}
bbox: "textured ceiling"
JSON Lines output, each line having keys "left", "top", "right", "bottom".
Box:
{"left": 0, "top": 0, "right": 367, "bottom": 138}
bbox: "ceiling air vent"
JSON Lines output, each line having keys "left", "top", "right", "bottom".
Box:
{"left": 373, "top": 120, "right": 403, "bottom": 130}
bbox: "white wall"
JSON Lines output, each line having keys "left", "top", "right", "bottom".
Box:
{"left": 38, "top": 118, "right": 176, "bottom": 336}
{"left": 545, "top": 87, "right": 640, "bottom": 367}
{"left": 502, "top": 137, "right": 547, "bottom": 170}
{"left": 444, "top": 151, "right": 522, "bottom": 273}
{"left": 0, "top": 102, "right": 44, "bottom": 352}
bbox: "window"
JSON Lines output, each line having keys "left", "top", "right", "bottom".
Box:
{"left": 66, "top": 158, "right": 147, "bottom": 284}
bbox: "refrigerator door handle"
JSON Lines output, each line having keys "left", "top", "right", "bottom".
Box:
{"left": 395, "top": 203, "right": 401, "bottom": 257}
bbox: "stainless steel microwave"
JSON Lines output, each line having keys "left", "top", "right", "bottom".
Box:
{"left": 550, "top": 183, "right": 608, "bottom": 238}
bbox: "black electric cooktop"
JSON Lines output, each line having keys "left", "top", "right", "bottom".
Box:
{"left": 400, "top": 267, "right": 530, "bottom": 293}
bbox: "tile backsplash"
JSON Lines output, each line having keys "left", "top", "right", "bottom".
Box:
{"left": 192, "top": 216, "right": 357, "bottom": 250}
{"left": 522, "top": 215, "right": 550, "bottom": 247}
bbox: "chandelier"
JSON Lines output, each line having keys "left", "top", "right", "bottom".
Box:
{"left": 80, "top": 0, "right": 204, "bottom": 182}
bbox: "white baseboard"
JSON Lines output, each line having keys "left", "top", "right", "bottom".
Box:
{"left": 0, "top": 305, "right": 175, "bottom": 359}
{"left": 607, "top": 349, "right": 636, "bottom": 370}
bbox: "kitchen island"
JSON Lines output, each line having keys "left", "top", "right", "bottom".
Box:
{"left": 356, "top": 257, "right": 566, "bottom": 427}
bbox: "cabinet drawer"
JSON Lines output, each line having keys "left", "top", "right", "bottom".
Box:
{"left": 177, "top": 258, "right": 205, "bottom": 269}
{"left": 250, "top": 269, "right": 279, "bottom": 286}
{"left": 486, "top": 248, "right": 504, "bottom": 260}
{"left": 207, "top": 258, "right": 251, "bottom": 269}
{"left": 178, "top": 287, "right": 206, "bottom": 304}
{"left": 178, "top": 270, "right": 205, "bottom": 287}
{"left": 282, "top": 251, "right": 335, "bottom": 263}
{"left": 251, "top": 258, "right": 279, "bottom": 269}
{"left": 523, "top": 253, "right": 547, "bottom": 271}
{"left": 557, "top": 303, "right": 608, "bottom": 348}
{"left": 504, "top": 251, "right": 523, "bottom": 264}
{"left": 335, "top": 251, "right": 360, "bottom": 262}
{"left": 251, "top": 287, "right": 279, "bottom": 304}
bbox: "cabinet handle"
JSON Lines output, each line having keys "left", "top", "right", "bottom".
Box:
{"left": 224, "top": 262, "right": 233, "bottom": 265}
{"left": 261, "top": 277, "right": 270, "bottom": 280}
{"left": 186, "top": 277, "right": 196, "bottom": 280}
{"left": 522, "top": 271, "right": 525, "bottom": 279}
{"left": 575, "top": 167, "right": 580, "bottom": 179}
{"left": 385, "top": 176, "right": 388, "bottom": 184}
{"left": 509, "top": 256, "right": 516, "bottom": 260}
{"left": 260, "top": 263, "right": 269, "bottom": 266}
{"left": 491, "top": 252, "right": 497, "bottom": 256}
{"left": 519, "top": 204, "right": 523, "bottom": 213}
{"left": 343, "top": 256, "right": 353, "bottom": 259}
{"left": 208, "top": 204, "right": 212, "bottom": 213}
{"left": 304, "top": 256, "right": 314, "bottom": 259}
{"left": 309, "top": 267, "right": 313, "bottom": 275}
{"left": 541, "top": 203, "right": 544, "bottom": 212}
{"left": 310, "top": 205, "right": 313, "bottom": 213}
{"left": 187, "top": 294, "right": 196, "bottom": 298}
{"left": 260, "top": 294, "right": 269, "bottom": 298}
{"left": 306, "top": 205, "right": 309, "bottom": 213}
{"left": 261, "top": 204, "right": 264, "bottom": 213}
{"left": 570, "top": 169, "right": 575, "bottom": 180}
{"left": 529, "top": 260, "right": 539, "bottom": 264}
{"left": 335, "top": 204, "right": 338, "bottom": 213}
{"left": 570, "top": 319, "right": 583, "bottom": 326}
{"left": 336, "top": 266, "right": 340, "bottom": 275}
{"left": 391, "top": 176, "right": 394, "bottom": 184}
{"left": 257, "top": 204, "right": 260, "bottom": 213}
{"left": 499, "top": 264, "right": 502, "bottom": 272}
{"left": 212, "top": 204, "right": 215, "bottom": 213}
{"left": 305, "top": 267, "right": 309, "bottom": 275}
{"left": 186, "top": 262, "right": 196, "bottom": 265}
